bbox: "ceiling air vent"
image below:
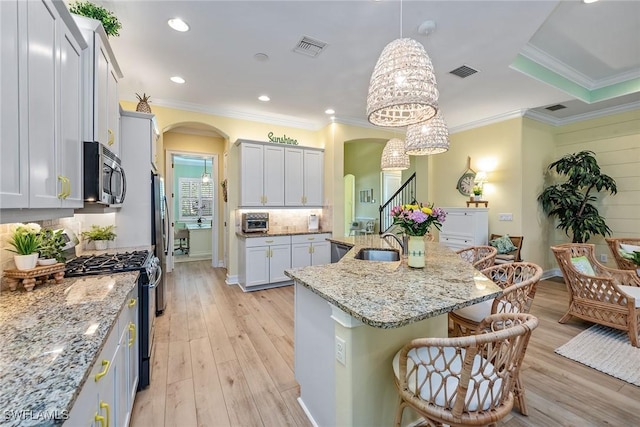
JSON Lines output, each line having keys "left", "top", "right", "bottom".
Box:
{"left": 545, "top": 104, "right": 567, "bottom": 111}
{"left": 293, "top": 36, "right": 328, "bottom": 58}
{"left": 449, "top": 65, "right": 478, "bottom": 78}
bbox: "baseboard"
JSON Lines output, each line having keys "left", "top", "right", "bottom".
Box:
{"left": 542, "top": 268, "right": 562, "bottom": 280}
{"left": 296, "top": 397, "right": 319, "bottom": 427}
{"left": 237, "top": 280, "right": 293, "bottom": 292}
{"left": 217, "top": 259, "right": 225, "bottom": 268}
{"left": 225, "top": 274, "right": 238, "bottom": 285}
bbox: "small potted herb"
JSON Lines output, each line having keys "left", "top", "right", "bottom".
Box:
{"left": 472, "top": 185, "right": 483, "bottom": 201}
{"left": 7, "top": 223, "right": 42, "bottom": 270}
{"left": 38, "top": 229, "right": 67, "bottom": 265}
{"left": 81, "top": 225, "right": 117, "bottom": 250}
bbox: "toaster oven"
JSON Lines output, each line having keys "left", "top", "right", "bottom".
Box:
{"left": 242, "top": 213, "right": 269, "bottom": 233}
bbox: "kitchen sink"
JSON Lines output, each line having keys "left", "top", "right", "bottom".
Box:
{"left": 354, "top": 248, "right": 400, "bottom": 261}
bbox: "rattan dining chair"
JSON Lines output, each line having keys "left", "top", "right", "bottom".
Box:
{"left": 605, "top": 237, "right": 640, "bottom": 270}
{"left": 456, "top": 245, "right": 497, "bottom": 270}
{"left": 449, "top": 262, "right": 543, "bottom": 415}
{"left": 552, "top": 243, "right": 640, "bottom": 347}
{"left": 393, "top": 313, "right": 539, "bottom": 427}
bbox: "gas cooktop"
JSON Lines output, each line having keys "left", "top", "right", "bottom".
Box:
{"left": 65, "top": 251, "right": 152, "bottom": 277}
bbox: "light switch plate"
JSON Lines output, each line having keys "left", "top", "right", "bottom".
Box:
{"left": 499, "top": 213, "right": 513, "bottom": 221}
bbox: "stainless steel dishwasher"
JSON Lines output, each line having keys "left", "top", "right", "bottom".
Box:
{"left": 331, "top": 242, "right": 352, "bottom": 263}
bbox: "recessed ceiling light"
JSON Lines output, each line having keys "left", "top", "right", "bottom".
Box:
{"left": 168, "top": 18, "right": 189, "bottom": 32}
{"left": 325, "top": 108, "right": 335, "bottom": 115}
{"left": 170, "top": 76, "right": 185, "bottom": 84}
{"left": 254, "top": 53, "right": 269, "bottom": 62}
{"left": 258, "top": 95, "right": 270, "bottom": 102}
{"left": 582, "top": 0, "right": 599, "bottom": 3}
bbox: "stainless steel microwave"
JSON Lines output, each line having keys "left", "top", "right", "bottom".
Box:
{"left": 83, "top": 141, "right": 127, "bottom": 206}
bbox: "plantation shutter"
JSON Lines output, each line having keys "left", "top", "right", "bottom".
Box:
{"left": 178, "top": 178, "right": 214, "bottom": 221}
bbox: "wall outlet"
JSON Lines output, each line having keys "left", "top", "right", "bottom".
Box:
{"left": 600, "top": 254, "right": 608, "bottom": 263}
{"left": 335, "top": 336, "right": 346, "bottom": 365}
{"left": 499, "top": 213, "right": 513, "bottom": 221}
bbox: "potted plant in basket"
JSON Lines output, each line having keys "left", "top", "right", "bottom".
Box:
{"left": 7, "top": 223, "right": 42, "bottom": 270}
{"left": 81, "top": 225, "right": 117, "bottom": 250}
{"left": 38, "top": 229, "right": 67, "bottom": 265}
{"left": 472, "top": 185, "right": 483, "bottom": 201}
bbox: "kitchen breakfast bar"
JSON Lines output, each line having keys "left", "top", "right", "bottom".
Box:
{"left": 285, "top": 235, "right": 502, "bottom": 427}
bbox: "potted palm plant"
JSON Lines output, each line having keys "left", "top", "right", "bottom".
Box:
{"left": 81, "top": 225, "right": 117, "bottom": 250}
{"left": 538, "top": 150, "right": 617, "bottom": 243}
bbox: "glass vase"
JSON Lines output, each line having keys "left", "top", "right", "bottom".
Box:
{"left": 407, "top": 235, "right": 425, "bottom": 268}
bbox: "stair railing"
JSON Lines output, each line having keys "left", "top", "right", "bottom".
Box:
{"left": 379, "top": 172, "right": 416, "bottom": 233}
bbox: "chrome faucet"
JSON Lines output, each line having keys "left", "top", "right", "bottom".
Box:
{"left": 381, "top": 232, "right": 405, "bottom": 255}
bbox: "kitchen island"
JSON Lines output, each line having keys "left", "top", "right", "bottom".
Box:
{"left": 285, "top": 235, "right": 501, "bottom": 427}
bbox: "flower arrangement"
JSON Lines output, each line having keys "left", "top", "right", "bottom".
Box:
{"left": 390, "top": 202, "right": 446, "bottom": 236}
{"left": 7, "top": 223, "right": 42, "bottom": 255}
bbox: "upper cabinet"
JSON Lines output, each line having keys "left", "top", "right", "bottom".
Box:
{"left": 237, "top": 140, "right": 324, "bottom": 208}
{"left": 72, "top": 14, "right": 123, "bottom": 155}
{"left": 284, "top": 147, "right": 324, "bottom": 207}
{"left": 0, "top": 0, "right": 87, "bottom": 214}
{"left": 238, "top": 141, "right": 285, "bottom": 207}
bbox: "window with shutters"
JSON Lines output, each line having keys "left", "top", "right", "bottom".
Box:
{"left": 178, "top": 178, "right": 214, "bottom": 222}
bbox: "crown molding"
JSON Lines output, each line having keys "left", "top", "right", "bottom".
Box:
{"left": 121, "top": 96, "right": 324, "bottom": 131}
{"left": 449, "top": 110, "right": 527, "bottom": 134}
{"left": 524, "top": 100, "right": 640, "bottom": 126}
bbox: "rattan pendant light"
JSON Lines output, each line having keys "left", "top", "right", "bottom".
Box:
{"left": 381, "top": 138, "right": 410, "bottom": 170}
{"left": 405, "top": 110, "right": 450, "bottom": 155}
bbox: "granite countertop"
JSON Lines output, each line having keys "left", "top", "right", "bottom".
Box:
{"left": 0, "top": 272, "right": 139, "bottom": 426}
{"left": 237, "top": 228, "right": 332, "bottom": 238}
{"left": 285, "top": 235, "right": 501, "bottom": 329}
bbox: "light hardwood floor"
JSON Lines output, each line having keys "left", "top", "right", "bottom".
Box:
{"left": 131, "top": 262, "right": 640, "bottom": 427}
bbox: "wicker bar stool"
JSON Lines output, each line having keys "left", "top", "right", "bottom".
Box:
{"left": 449, "top": 262, "right": 543, "bottom": 415}
{"left": 393, "top": 313, "right": 539, "bottom": 427}
{"left": 456, "top": 245, "right": 497, "bottom": 270}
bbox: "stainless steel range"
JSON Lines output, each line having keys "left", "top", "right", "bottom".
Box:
{"left": 65, "top": 250, "right": 161, "bottom": 389}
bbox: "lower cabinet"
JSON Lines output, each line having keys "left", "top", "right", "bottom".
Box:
{"left": 239, "top": 235, "right": 291, "bottom": 289}
{"left": 66, "top": 285, "right": 139, "bottom": 427}
{"left": 438, "top": 208, "right": 489, "bottom": 251}
{"left": 291, "top": 233, "right": 332, "bottom": 268}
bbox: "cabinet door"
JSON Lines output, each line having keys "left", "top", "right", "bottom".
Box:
{"left": 269, "top": 244, "right": 292, "bottom": 283}
{"left": 27, "top": 0, "right": 60, "bottom": 208}
{"left": 245, "top": 246, "right": 270, "bottom": 287}
{"left": 284, "top": 147, "right": 304, "bottom": 206}
{"left": 263, "top": 144, "right": 285, "bottom": 206}
{"left": 304, "top": 150, "right": 324, "bottom": 206}
{"left": 59, "top": 23, "right": 83, "bottom": 208}
{"left": 107, "top": 65, "right": 119, "bottom": 154}
{"left": 0, "top": 0, "right": 29, "bottom": 208}
{"left": 126, "top": 289, "right": 139, "bottom": 409}
{"left": 94, "top": 38, "right": 110, "bottom": 146}
{"left": 291, "top": 242, "right": 311, "bottom": 269}
{"left": 240, "top": 143, "right": 264, "bottom": 206}
{"left": 311, "top": 241, "right": 331, "bottom": 266}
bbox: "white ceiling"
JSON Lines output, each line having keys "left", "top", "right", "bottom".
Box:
{"left": 98, "top": 0, "right": 640, "bottom": 133}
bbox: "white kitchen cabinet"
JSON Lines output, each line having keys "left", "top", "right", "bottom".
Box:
{"left": 284, "top": 147, "right": 324, "bottom": 207}
{"left": 239, "top": 235, "right": 291, "bottom": 290}
{"left": 291, "top": 233, "right": 332, "bottom": 268}
{"left": 238, "top": 140, "right": 285, "bottom": 207}
{"left": 438, "top": 207, "right": 489, "bottom": 251}
{"left": 66, "top": 285, "right": 139, "bottom": 427}
{"left": 73, "top": 14, "right": 123, "bottom": 154}
{"left": 0, "top": 0, "right": 85, "bottom": 212}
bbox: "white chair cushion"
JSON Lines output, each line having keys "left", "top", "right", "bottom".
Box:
{"left": 571, "top": 256, "right": 595, "bottom": 276}
{"left": 393, "top": 346, "right": 502, "bottom": 411}
{"left": 620, "top": 244, "right": 640, "bottom": 253}
{"left": 454, "top": 299, "right": 516, "bottom": 322}
{"left": 618, "top": 285, "right": 640, "bottom": 308}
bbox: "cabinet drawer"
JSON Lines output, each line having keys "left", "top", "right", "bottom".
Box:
{"left": 291, "top": 233, "right": 331, "bottom": 244}
{"left": 439, "top": 235, "right": 474, "bottom": 249}
{"left": 244, "top": 235, "right": 291, "bottom": 247}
